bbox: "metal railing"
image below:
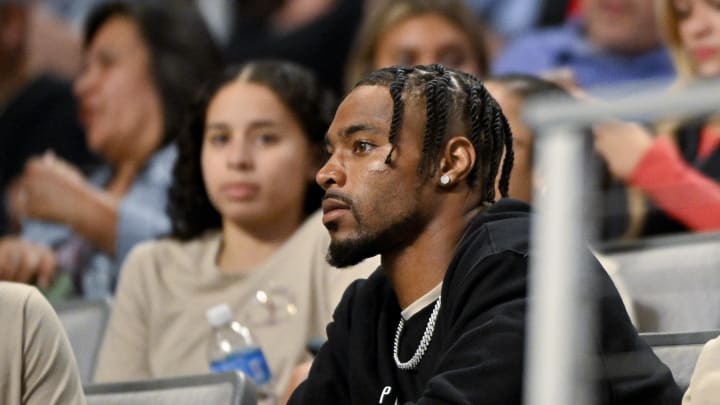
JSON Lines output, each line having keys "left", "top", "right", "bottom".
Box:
{"left": 523, "top": 80, "right": 720, "bottom": 405}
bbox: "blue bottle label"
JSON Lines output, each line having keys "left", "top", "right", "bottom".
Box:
{"left": 210, "top": 347, "right": 272, "bottom": 386}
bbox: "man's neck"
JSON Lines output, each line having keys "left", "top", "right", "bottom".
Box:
{"left": 383, "top": 205, "right": 482, "bottom": 309}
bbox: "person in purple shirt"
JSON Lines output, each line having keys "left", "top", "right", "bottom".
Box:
{"left": 492, "top": 0, "right": 676, "bottom": 92}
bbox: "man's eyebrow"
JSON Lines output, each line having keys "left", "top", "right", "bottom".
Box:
{"left": 325, "top": 123, "right": 382, "bottom": 143}
{"left": 342, "top": 123, "right": 381, "bottom": 138}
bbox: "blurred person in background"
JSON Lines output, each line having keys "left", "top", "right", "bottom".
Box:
{"left": 595, "top": 0, "right": 720, "bottom": 239}
{"left": 361, "top": 0, "right": 573, "bottom": 51}
{"left": 24, "top": 1, "right": 85, "bottom": 80}
{"left": 94, "top": 61, "right": 376, "bottom": 402}
{"left": 0, "top": 281, "right": 86, "bottom": 405}
{"left": 0, "top": 0, "right": 221, "bottom": 300}
{"left": 224, "top": 0, "right": 363, "bottom": 96}
{"left": 484, "top": 74, "right": 638, "bottom": 324}
{"left": 464, "top": 0, "right": 542, "bottom": 41}
{"left": 42, "top": 0, "right": 115, "bottom": 31}
{"left": 345, "top": 0, "right": 489, "bottom": 91}
{"left": 484, "top": 74, "right": 570, "bottom": 203}
{"left": 0, "top": 0, "right": 97, "bottom": 235}
{"left": 493, "top": 0, "right": 676, "bottom": 92}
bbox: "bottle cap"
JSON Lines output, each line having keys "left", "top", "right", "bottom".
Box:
{"left": 206, "top": 303, "right": 233, "bottom": 327}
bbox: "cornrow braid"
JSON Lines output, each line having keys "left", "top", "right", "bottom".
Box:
{"left": 421, "top": 78, "right": 438, "bottom": 173}
{"left": 422, "top": 64, "right": 451, "bottom": 177}
{"left": 497, "top": 109, "right": 514, "bottom": 198}
{"left": 356, "top": 64, "right": 514, "bottom": 205}
{"left": 480, "top": 86, "right": 503, "bottom": 202}
{"left": 386, "top": 67, "right": 410, "bottom": 164}
{"left": 473, "top": 79, "right": 514, "bottom": 200}
{"left": 466, "top": 86, "right": 484, "bottom": 187}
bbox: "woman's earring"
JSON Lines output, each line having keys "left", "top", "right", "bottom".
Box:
{"left": 440, "top": 174, "right": 451, "bottom": 186}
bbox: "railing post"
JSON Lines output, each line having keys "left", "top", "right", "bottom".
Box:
{"left": 525, "top": 125, "right": 596, "bottom": 405}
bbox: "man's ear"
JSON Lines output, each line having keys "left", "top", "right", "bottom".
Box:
{"left": 437, "top": 136, "right": 475, "bottom": 186}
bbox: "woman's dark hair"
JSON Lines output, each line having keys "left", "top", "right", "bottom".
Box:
{"left": 83, "top": 0, "right": 222, "bottom": 146}
{"left": 168, "top": 60, "right": 336, "bottom": 240}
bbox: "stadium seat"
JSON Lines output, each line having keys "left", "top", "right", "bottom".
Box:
{"left": 640, "top": 330, "right": 720, "bottom": 392}
{"left": 84, "top": 371, "right": 257, "bottom": 405}
{"left": 54, "top": 298, "right": 112, "bottom": 384}
{"left": 598, "top": 232, "right": 720, "bottom": 332}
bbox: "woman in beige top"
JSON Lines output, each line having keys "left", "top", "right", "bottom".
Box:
{"left": 0, "top": 282, "right": 85, "bottom": 405}
{"left": 93, "top": 61, "right": 377, "bottom": 400}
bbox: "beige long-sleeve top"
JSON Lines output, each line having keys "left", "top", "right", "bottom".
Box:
{"left": 94, "top": 211, "right": 378, "bottom": 397}
{"left": 683, "top": 336, "right": 720, "bottom": 405}
{"left": 0, "top": 282, "right": 86, "bottom": 405}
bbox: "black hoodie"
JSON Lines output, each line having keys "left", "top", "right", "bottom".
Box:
{"left": 289, "top": 199, "right": 682, "bottom": 404}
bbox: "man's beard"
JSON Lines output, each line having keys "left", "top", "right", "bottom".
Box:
{"left": 326, "top": 208, "right": 424, "bottom": 268}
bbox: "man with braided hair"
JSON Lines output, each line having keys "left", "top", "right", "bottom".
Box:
{"left": 288, "top": 65, "right": 681, "bottom": 404}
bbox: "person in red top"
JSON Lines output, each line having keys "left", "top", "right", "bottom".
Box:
{"left": 594, "top": 0, "right": 720, "bottom": 238}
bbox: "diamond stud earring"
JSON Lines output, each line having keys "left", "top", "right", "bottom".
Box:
{"left": 440, "top": 174, "right": 451, "bottom": 185}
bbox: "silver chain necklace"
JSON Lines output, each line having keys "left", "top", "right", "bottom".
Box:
{"left": 393, "top": 296, "right": 441, "bottom": 370}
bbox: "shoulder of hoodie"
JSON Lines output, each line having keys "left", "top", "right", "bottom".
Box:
{"left": 460, "top": 198, "right": 531, "bottom": 261}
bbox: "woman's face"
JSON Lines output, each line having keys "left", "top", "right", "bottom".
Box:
{"left": 201, "top": 80, "right": 316, "bottom": 228}
{"left": 674, "top": 0, "right": 720, "bottom": 78}
{"left": 74, "top": 16, "right": 163, "bottom": 161}
{"left": 485, "top": 82, "right": 534, "bottom": 203}
{"left": 373, "top": 13, "right": 482, "bottom": 76}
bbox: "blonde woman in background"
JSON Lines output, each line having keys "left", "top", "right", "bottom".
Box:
{"left": 344, "top": 0, "right": 489, "bottom": 90}
{"left": 594, "top": 0, "right": 720, "bottom": 239}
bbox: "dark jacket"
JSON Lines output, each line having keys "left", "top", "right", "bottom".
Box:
{"left": 290, "top": 199, "right": 681, "bottom": 404}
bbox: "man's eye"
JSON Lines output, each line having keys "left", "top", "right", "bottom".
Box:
{"left": 353, "top": 141, "right": 375, "bottom": 154}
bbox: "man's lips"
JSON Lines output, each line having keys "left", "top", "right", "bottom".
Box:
{"left": 322, "top": 198, "right": 351, "bottom": 225}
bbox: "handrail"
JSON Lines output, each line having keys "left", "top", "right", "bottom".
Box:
{"left": 523, "top": 79, "right": 720, "bottom": 405}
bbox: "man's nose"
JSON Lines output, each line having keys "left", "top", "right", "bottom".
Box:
{"left": 316, "top": 155, "right": 345, "bottom": 189}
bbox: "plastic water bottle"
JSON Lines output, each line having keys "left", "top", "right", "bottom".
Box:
{"left": 206, "top": 303, "right": 277, "bottom": 404}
